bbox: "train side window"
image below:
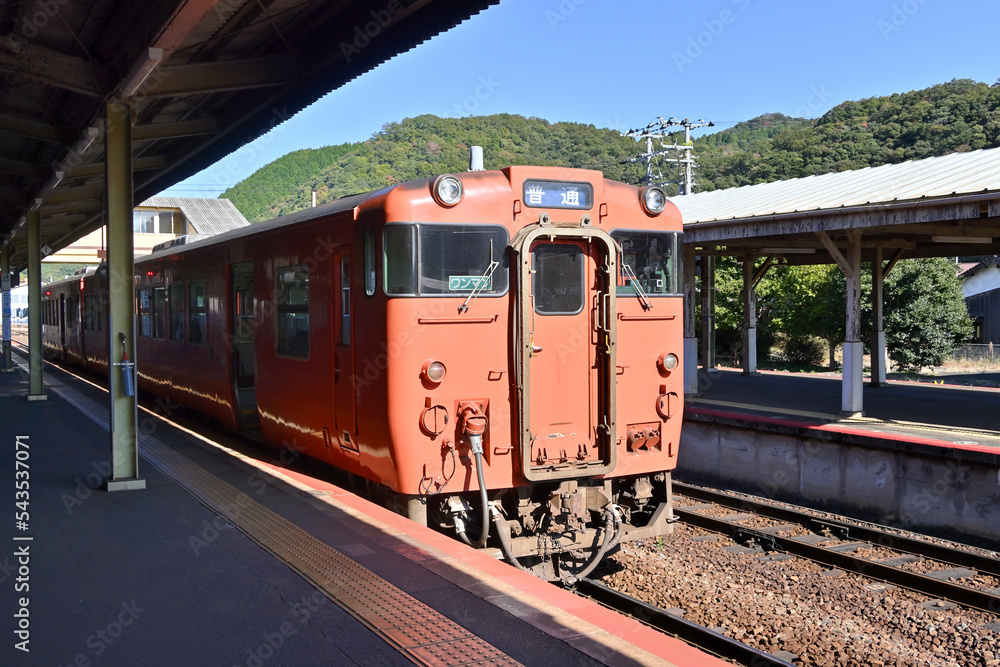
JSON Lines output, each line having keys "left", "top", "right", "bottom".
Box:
{"left": 276, "top": 266, "right": 309, "bottom": 358}
{"left": 138, "top": 288, "right": 152, "bottom": 337}
{"left": 364, "top": 227, "right": 376, "bottom": 296}
{"left": 66, "top": 296, "right": 78, "bottom": 330}
{"left": 168, "top": 283, "right": 184, "bottom": 342}
{"left": 189, "top": 280, "right": 206, "bottom": 344}
{"left": 153, "top": 286, "right": 166, "bottom": 339}
{"left": 84, "top": 293, "right": 102, "bottom": 332}
{"left": 383, "top": 225, "right": 416, "bottom": 295}
{"left": 340, "top": 257, "right": 350, "bottom": 346}
{"left": 83, "top": 295, "right": 92, "bottom": 331}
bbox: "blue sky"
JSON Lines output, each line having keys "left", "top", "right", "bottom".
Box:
{"left": 160, "top": 0, "right": 1000, "bottom": 198}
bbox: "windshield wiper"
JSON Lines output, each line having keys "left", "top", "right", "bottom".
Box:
{"left": 621, "top": 261, "right": 652, "bottom": 310}
{"left": 459, "top": 240, "right": 499, "bottom": 313}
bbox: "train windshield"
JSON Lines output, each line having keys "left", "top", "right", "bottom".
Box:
{"left": 610, "top": 230, "right": 682, "bottom": 296}
{"left": 384, "top": 224, "right": 509, "bottom": 296}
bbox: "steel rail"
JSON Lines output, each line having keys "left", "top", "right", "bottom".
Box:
{"left": 672, "top": 487, "right": 1000, "bottom": 614}
{"left": 673, "top": 481, "right": 1000, "bottom": 578}
{"left": 575, "top": 578, "right": 797, "bottom": 667}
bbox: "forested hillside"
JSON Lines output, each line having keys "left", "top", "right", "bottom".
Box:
{"left": 694, "top": 79, "right": 1000, "bottom": 190}
{"left": 222, "top": 115, "right": 646, "bottom": 221}
{"left": 222, "top": 79, "right": 1000, "bottom": 222}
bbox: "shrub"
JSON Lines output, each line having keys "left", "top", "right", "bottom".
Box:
{"left": 779, "top": 336, "right": 826, "bottom": 366}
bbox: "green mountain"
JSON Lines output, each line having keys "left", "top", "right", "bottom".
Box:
{"left": 693, "top": 78, "right": 1000, "bottom": 190}
{"left": 221, "top": 79, "right": 1000, "bottom": 222}
{"left": 221, "top": 114, "right": 648, "bottom": 221}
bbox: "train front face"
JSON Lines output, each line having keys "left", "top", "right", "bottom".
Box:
{"left": 371, "top": 166, "right": 683, "bottom": 580}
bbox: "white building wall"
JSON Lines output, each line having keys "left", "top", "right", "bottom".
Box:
{"left": 962, "top": 263, "right": 1000, "bottom": 297}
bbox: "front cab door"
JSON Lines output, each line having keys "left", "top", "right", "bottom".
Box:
{"left": 512, "top": 222, "right": 618, "bottom": 482}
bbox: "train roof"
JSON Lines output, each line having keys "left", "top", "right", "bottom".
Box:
{"left": 139, "top": 190, "right": 380, "bottom": 264}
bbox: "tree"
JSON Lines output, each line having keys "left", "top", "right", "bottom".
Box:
{"left": 712, "top": 257, "right": 970, "bottom": 373}
{"left": 880, "top": 258, "right": 973, "bottom": 371}
{"left": 768, "top": 264, "right": 845, "bottom": 368}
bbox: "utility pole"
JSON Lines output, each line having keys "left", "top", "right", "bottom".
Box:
{"left": 624, "top": 115, "right": 714, "bottom": 393}
{"left": 621, "top": 117, "right": 713, "bottom": 194}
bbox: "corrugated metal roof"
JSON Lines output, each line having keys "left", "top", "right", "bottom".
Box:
{"left": 0, "top": 0, "right": 499, "bottom": 272}
{"left": 137, "top": 197, "right": 250, "bottom": 235}
{"left": 674, "top": 147, "right": 1000, "bottom": 225}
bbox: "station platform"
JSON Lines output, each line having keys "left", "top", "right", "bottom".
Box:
{"left": 0, "top": 353, "right": 723, "bottom": 667}
{"left": 688, "top": 367, "right": 1000, "bottom": 451}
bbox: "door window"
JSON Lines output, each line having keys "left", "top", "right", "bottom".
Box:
{"left": 531, "top": 244, "right": 585, "bottom": 315}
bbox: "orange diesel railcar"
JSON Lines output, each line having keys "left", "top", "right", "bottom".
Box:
{"left": 41, "top": 165, "right": 684, "bottom": 581}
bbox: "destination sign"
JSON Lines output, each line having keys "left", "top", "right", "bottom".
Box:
{"left": 523, "top": 180, "right": 594, "bottom": 210}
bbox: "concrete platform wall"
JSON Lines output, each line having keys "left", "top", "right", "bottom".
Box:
{"left": 678, "top": 411, "right": 1000, "bottom": 550}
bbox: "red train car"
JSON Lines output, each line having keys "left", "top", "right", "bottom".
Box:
{"left": 42, "top": 165, "right": 684, "bottom": 581}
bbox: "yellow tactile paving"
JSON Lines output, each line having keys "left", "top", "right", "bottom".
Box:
{"left": 48, "top": 378, "right": 525, "bottom": 667}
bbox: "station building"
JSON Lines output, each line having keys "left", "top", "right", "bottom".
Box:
{"left": 41, "top": 196, "right": 249, "bottom": 263}
{"left": 961, "top": 256, "right": 1000, "bottom": 344}
{"left": 9, "top": 197, "right": 249, "bottom": 323}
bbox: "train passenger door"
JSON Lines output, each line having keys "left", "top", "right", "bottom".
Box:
{"left": 332, "top": 248, "right": 358, "bottom": 453}
{"left": 59, "top": 293, "right": 66, "bottom": 356}
{"left": 512, "top": 225, "right": 618, "bottom": 482}
{"left": 230, "top": 261, "right": 259, "bottom": 429}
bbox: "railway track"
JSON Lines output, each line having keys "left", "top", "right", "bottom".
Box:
{"left": 575, "top": 577, "right": 797, "bottom": 667}
{"left": 671, "top": 481, "right": 1000, "bottom": 615}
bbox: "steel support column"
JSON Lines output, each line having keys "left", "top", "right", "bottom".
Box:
{"left": 870, "top": 246, "right": 887, "bottom": 387}
{"left": 740, "top": 255, "right": 757, "bottom": 376}
{"left": 700, "top": 255, "right": 716, "bottom": 371}
{"left": 27, "top": 209, "right": 46, "bottom": 400}
{"left": 105, "top": 99, "right": 144, "bottom": 492}
{"left": 683, "top": 244, "right": 699, "bottom": 396}
{"left": 1, "top": 244, "right": 11, "bottom": 372}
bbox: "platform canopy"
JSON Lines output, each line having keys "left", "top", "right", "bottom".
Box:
{"left": 0, "top": 0, "right": 498, "bottom": 273}
{"left": 675, "top": 147, "right": 1000, "bottom": 262}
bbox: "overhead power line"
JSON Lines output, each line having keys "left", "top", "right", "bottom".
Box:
{"left": 622, "top": 117, "right": 713, "bottom": 194}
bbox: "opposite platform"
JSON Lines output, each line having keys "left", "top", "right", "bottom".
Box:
{"left": 680, "top": 368, "right": 1000, "bottom": 549}
{"left": 688, "top": 367, "right": 1000, "bottom": 450}
{"left": 0, "top": 355, "right": 723, "bottom": 666}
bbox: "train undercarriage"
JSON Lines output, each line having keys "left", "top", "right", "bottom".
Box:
{"left": 419, "top": 473, "right": 676, "bottom": 583}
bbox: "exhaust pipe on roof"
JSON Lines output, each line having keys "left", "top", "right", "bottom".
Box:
{"left": 469, "top": 146, "right": 483, "bottom": 172}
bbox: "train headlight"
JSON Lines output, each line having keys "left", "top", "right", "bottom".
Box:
{"left": 640, "top": 186, "right": 666, "bottom": 215}
{"left": 432, "top": 175, "right": 464, "bottom": 207}
{"left": 421, "top": 359, "right": 447, "bottom": 384}
{"left": 657, "top": 352, "right": 679, "bottom": 374}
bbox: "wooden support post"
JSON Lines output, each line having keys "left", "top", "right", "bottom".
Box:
{"left": 683, "top": 244, "right": 699, "bottom": 396}
{"left": 741, "top": 254, "right": 758, "bottom": 376}
{"left": 700, "top": 255, "right": 716, "bottom": 370}
{"left": 842, "top": 231, "right": 864, "bottom": 417}
{"left": 870, "top": 246, "right": 887, "bottom": 387}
